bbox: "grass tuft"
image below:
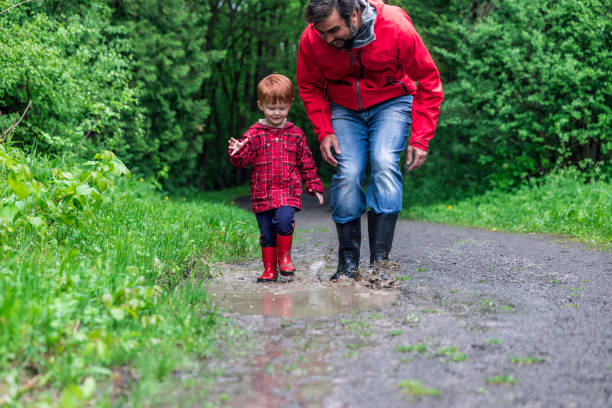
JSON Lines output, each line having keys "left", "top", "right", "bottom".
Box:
{"left": 398, "top": 380, "right": 441, "bottom": 398}
{"left": 402, "top": 173, "right": 612, "bottom": 249}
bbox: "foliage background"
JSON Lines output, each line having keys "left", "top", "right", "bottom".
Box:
{"left": 1, "top": 0, "right": 610, "bottom": 192}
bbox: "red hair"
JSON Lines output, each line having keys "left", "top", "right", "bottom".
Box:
{"left": 257, "top": 73, "right": 294, "bottom": 105}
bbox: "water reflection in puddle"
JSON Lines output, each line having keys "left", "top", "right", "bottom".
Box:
{"left": 207, "top": 282, "right": 398, "bottom": 318}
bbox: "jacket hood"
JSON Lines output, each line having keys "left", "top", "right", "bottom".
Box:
{"left": 351, "top": 0, "right": 378, "bottom": 48}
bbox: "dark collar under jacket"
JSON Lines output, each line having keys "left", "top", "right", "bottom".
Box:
{"left": 352, "top": 0, "right": 377, "bottom": 48}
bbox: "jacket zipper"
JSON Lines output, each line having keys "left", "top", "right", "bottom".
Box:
{"left": 276, "top": 133, "right": 280, "bottom": 205}
{"left": 387, "top": 76, "right": 408, "bottom": 94}
{"left": 356, "top": 50, "right": 364, "bottom": 110}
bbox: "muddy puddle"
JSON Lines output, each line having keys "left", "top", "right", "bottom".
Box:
{"left": 207, "top": 260, "right": 398, "bottom": 318}
{"left": 207, "top": 281, "right": 397, "bottom": 318}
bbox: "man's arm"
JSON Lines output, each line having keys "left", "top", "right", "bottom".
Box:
{"left": 398, "top": 12, "right": 444, "bottom": 153}
{"left": 297, "top": 30, "right": 335, "bottom": 144}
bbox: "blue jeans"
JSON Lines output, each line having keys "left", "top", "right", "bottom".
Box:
{"left": 255, "top": 206, "right": 295, "bottom": 247}
{"left": 330, "top": 95, "right": 413, "bottom": 224}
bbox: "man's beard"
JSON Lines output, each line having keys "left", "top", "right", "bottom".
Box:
{"left": 339, "top": 21, "right": 359, "bottom": 49}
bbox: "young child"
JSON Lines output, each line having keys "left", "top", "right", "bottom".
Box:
{"left": 228, "top": 73, "right": 324, "bottom": 282}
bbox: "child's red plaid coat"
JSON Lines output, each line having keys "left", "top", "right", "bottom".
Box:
{"left": 229, "top": 121, "right": 324, "bottom": 213}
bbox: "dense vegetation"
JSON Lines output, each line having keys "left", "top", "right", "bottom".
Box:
{"left": 0, "top": 144, "right": 259, "bottom": 406}
{"left": 1, "top": 0, "right": 609, "bottom": 190}
{"left": 401, "top": 0, "right": 612, "bottom": 194}
{"left": 1, "top": 0, "right": 610, "bottom": 404}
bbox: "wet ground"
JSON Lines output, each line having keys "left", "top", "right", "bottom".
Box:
{"left": 171, "top": 193, "right": 611, "bottom": 407}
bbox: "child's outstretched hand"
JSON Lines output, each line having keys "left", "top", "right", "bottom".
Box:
{"left": 309, "top": 189, "right": 324, "bottom": 205}
{"left": 228, "top": 137, "right": 248, "bottom": 156}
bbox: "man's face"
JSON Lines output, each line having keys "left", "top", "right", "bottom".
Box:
{"left": 314, "top": 8, "right": 359, "bottom": 49}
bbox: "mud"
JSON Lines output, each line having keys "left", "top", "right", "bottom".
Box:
{"left": 176, "top": 192, "right": 611, "bottom": 407}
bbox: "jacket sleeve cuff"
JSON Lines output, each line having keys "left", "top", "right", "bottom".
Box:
{"left": 306, "top": 180, "right": 324, "bottom": 194}
{"left": 317, "top": 130, "right": 335, "bottom": 143}
{"left": 409, "top": 139, "right": 429, "bottom": 152}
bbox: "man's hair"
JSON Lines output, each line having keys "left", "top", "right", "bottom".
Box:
{"left": 304, "top": 0, "right": 359, "bottom": 26}
{"left": 257, "top": 73, "right": 294, "bottom": 105}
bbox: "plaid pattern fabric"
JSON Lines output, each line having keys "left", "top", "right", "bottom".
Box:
{"left": 229, "top": 121, "right": 324, "bottom": 213}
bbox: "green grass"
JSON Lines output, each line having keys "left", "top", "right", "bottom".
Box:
{"left": 0, "top": 171, "right": 259, "bottom": 405}
{"left": 401, "top": 173, "right": 612, "bottom": 249}
{"left": 195, "top": 183, "right": 251, "bottom": 205}
{"left": 340, "top": 316, "right": 374, "bottom": 337}
{"left": 398, "top": 380, "right": 441, "bottom": 398}
{"left": 395, "top": 344, "right": 428, "bottom": 353}
{"left": 509, "top": 356, "right": 545, "bottom": 365}
{"left": 438, "top": 346, "right": 467, "bottom": 363}
{"left": 485, "top": 375, "right": 517, "bottom": 385}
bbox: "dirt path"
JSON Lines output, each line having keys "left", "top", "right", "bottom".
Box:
{"left": 173, "top": 193, "right": 611, "bottom": 407}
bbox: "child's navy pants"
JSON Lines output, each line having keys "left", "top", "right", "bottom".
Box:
{"left": 255, "top": 206, "right": 295, "bottom": 247}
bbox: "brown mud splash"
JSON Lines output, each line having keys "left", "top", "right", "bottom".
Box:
{"left": 206, "top": 259, "right": 399, "bottom": 318}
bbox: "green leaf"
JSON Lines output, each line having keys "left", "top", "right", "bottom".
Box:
{"left": 58, "top": 215, "right": 76, "bottom": 226}
{"left": 71, "top": 196, "right": 83, "bottom": 210}
{"left": 76, "top": 183, "right": 95, "bottom": 197}
{"left": 101, "top": 293, "right": 113, "bottom": 307}
{"left": 28, "top": 216, "right": 45, "bottom": 228}
{"left": 79, "top": 377, "right": 96, "bottom": 399}
{"left": 8, "top": 176, "right": 30, "bottom": 200}
{"left": 59, "top": 385, "right": 82, "bottom": 408}
{"left": 0, "top": 204, "right": 19, "bottom": 223}
{"left": 110, "top": 308, "right": 125, "bottom": 321}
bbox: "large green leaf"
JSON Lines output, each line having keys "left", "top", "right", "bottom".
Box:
{"left": 8, "top": 176, "right": 30, "bottom": 200}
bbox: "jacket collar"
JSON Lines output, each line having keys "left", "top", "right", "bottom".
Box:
{"left": 351, "top": 0, "right": 377, "bottom": 48}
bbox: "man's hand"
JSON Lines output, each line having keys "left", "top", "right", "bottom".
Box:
{"left": 228, "top": 137, "right": 247, "bottom": 156}
{"left": 406, "top": 145, "right": 427, "bottom": 171}
{"left": 320, "top": 133, "right": 341, "bottom": 167}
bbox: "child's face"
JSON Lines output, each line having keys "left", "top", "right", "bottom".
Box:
{"left": 257, "top": 101, "right": 291, "bottom": 127}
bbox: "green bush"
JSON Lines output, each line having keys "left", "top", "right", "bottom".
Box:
{"left": 0, "top": 143, "right": 130, "bottom": 245}
{"left": 440, "top": 0, "right": 611, "bottom": 189}
{"left": 0, "top": 0, "right": 136, "bottom": 156}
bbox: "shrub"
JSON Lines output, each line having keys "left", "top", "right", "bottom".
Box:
{"left": 443, "top": 0, "right": 611, "bottom": 189}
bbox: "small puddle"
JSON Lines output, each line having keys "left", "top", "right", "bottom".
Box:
{"left": 207, "top": 281, "right": 398, "bottom": 318}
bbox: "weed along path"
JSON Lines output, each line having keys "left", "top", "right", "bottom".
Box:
{"left": 188, "top": 193, "right": 610, "bottom": 407}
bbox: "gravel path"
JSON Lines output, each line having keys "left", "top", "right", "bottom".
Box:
{"left": 171, "top": 193, "right": 612, "bottom": 408}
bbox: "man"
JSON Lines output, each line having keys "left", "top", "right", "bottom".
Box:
{"left": 297, "top": 0, "right": 443, "bottom": 280}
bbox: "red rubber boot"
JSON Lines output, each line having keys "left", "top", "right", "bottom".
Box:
{"left": 277, "top": 234, "right": 296, "bottom": 277}
{"left": 257, "top": 246, "right": 278, "bottom": 282}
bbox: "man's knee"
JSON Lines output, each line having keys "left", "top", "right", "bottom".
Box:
{"left": 335, "top": 161, "right": 365, "bottom": 185}
{"left": 370, "top": 152, "right": 397, "bottom": 174}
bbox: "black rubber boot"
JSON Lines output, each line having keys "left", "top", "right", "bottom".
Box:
{"left": 329, "top": 218, "right": 361, "bottom": 281}
{"left": 368, "top": 211, "right": 398, "bottom": 264}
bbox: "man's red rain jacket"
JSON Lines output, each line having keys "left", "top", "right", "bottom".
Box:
{"left": 297, "top": 0, "right": 444, "bottom": 151}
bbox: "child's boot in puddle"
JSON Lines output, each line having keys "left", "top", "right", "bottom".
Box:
{"left": 257, "top": 246, "right": 278, "bottom": 282}
{"left": 277, "top": 234, "right": 295, "bottom": 277}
